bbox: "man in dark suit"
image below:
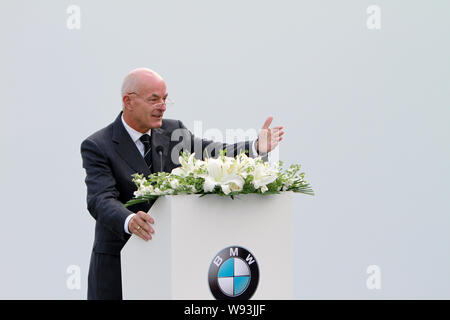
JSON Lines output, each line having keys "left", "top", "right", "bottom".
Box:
{"left": 80, "top": 68, "right": 285, "bottom": 299}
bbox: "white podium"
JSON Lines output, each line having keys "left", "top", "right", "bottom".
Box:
{"left": 121, "top": 192, "right": 294, "bottom": 300}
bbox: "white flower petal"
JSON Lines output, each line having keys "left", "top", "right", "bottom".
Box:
{"left": 203, "top": 177, "right": 216, "bottom": 192}
{"left": 221, "top": 184, "right": 231, "bottom": 195}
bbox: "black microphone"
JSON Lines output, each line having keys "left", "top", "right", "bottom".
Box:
{"left": 155, "top": 145, "right": 164, "bottom": 172}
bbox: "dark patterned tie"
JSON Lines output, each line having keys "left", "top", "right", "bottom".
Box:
{"left": 139, "top": 134, "right": 152, "bottom": 170}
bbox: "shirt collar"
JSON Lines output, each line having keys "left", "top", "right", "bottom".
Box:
{"left": 121, "top": 114, "right": 151, "bottom": 143}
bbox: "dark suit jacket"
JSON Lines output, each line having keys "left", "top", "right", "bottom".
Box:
{"left": 80, "top": 111, "right": 265, "bottom": 300}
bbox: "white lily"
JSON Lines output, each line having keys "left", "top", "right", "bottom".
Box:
{"left": 201, "top": 157, "right": 244, "bottom": 195}
{"left": 233, "top": 153, "right": 257, "bottom": 179}
{"left": 252, "top": 162, "right": 278, "bottom": 190}
{"left": 172, "top": 153, "right": 198, "bottom": 177}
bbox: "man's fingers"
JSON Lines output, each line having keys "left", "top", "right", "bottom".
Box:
{"left": 271, "top": 138, "right": 281, "bottom": 147}
{"left": 130, "top": 214, "right": 155, "bottom": 240}
{"left": 269, "top": 131, "right": 284, "bottom": 140}
{"left": 136, "top": 227, "right": 152, "bottom": 241}
{"left": 269, "top": 136, "right": 282, "bottom": 147}
{"left": 137, "top": 211, "right": 155, "bottom": 224}
{"left": 273, "top": 134, "right": 283, "bottom": 141}
{"left": 135, "top": 218, "right": 154, "bottom": 235}
{"left": 262, "top": 116, "right": 273, "bottom": 129}
{"left": 132, "top": 222, "right": 152, "bottom": 241}
{"left": 271, "top": 129, "right": 284, "bottom": 137}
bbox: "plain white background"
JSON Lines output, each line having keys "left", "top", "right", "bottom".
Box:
{"left": 0, "top": 0, "right": 449, "bottom": 299}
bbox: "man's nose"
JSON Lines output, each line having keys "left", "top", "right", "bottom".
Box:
{"left": 154, "top": 103, "right": 166, "bottom": 111}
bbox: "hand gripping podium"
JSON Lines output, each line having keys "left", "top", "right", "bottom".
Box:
{"left": 121, "top": 191, "right": 294, "bottom": 300}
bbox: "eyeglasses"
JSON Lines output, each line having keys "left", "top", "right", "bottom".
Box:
{"left": 128, "top": 92, "right": 175, "bottom": 108}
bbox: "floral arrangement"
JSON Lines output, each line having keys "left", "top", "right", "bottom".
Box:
{"left": 125, "top": 150, "right": 314, "bottom": 207}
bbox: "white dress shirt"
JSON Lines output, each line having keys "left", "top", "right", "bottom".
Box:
{"left": 121, "top": 114, "right": 263, "bottom": 235}
{"left": 121, "top": 115, "right": 151, "bottom": 234}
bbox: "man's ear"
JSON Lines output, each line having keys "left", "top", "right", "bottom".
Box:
{"left": 122, "top": 95, "right": 133, "bottom": 111}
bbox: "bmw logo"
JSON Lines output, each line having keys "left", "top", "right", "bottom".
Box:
{"left": 208, "top": 246, "right": 259, "bottom": 300}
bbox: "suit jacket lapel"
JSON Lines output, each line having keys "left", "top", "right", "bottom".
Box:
{"left": 151, "top": 127, "right": 170, "bottom": 173}
{"left": 112, "top": 112, "right": 152, "bottom": 176}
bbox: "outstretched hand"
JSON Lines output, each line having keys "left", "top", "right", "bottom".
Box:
{"left": 257, "top": 116, "right": 284, "bottom": 154}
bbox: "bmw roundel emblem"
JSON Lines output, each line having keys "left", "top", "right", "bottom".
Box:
{"left": 208, "top": 246, "right": 259, "bottom": 300}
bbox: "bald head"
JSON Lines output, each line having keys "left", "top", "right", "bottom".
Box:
{"left": 121, "top": 68, "right": 168, "bottom": 132}
{"left": 121, "top": 68, "right": 164, "bottom": 100}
